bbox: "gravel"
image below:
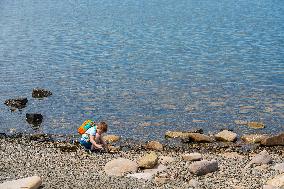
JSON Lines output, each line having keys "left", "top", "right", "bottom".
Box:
{"left": 0, "top": 136, "right": 283, "bottom": 189}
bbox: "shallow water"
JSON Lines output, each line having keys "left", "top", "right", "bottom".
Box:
{"left": 0, "top": 0, "right": 283, "bottom": 140}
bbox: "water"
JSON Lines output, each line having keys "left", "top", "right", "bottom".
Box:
{"left": 0, "top": 0, "right": 283, "bottom": 141}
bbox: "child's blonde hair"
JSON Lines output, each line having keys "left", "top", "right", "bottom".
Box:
{"left": 97, "top": 121, "right": 108, "bottom": 133}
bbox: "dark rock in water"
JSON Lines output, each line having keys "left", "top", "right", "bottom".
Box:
{"left": 0, "top": 133, "right": 7, "bottom": 139}
{"left": 32, "top": 88, "right": 52, "bottom": 98}
{"left": 26, "top": 113, "right": 43, "bottom": 126}
{"left": 188, "top": 128, "right": 204, "bottom": 134}
{"left": 29, "top": 134, "right": 53, "bottom": 142}
{"left": 4, "top": 97, "right": 28, "bottom": 109}
{"left": 261, "top": 133, "right": 284, "bottom": 146}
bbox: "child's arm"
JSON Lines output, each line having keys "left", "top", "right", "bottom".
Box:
{"left": 89, "top": 135, "right": 103, "bottom": 150}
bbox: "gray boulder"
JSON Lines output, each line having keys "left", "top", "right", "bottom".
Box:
{"left": 104, "top": 158, "right": 138, "bottom": 176}
{"left": 188, "top": 159, "right": 218, "bottom": 176}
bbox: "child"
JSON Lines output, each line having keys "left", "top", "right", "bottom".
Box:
{"left": 80, "top": 121, "right": 108, "bottom": 151}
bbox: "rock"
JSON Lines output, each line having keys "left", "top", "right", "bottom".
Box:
{"left": 182, "top": 133, "right": 213, "bottom": 143}
{"left": 145, "top": 141, "right": 163, "bottom": 151}
{"left": 4, "top": 97, "right": 28, "bottom": 109}
{"left": 188, "top": 159, "right": 218, "bottom": 176}
{"left": 249, "top": 150, "right": 272, "bottom": 165}
{"left": 262, "top": 185, "right": 279, "bottom": 189}
{"left": 261, "top": 133, "right": 284, "bottom": 146}
{"left": 221, "top": 152, "right": 244, "bottom": 159}
{"left": 188, "top": 179, "right": 200, "bottom": 188}
{"left": 214, "top": 130, "right": 237, "bottom": 142}
{"left": 143, "top": 164, "right": 167, "bottom": 175}
{"left": 159, "top": 156, "right": 175, "bottom": 165}
{"left": 241, "top": 134, "right": 269, "bottom": 144}
{"left": 0, "top": 176, "right": 42, "bottom": 189}
{"left": 165, "top": 131, "right": 185, "bottom": 138}
{"left": 32, "top": 88, "right": 52, "bottom": 98}
{"left": 104, "top": 158, "right": 138, "bottom": 176}
{"left": 234, "top": 120, "right": 248, "bottom": 125}
{"left": 26, "top": 113, "right": 43, "bottom": 126}
{"left": 273, "top": 163, "right": 284, "bottom": 173}
{"left": 103, "top": 135, "right": 120, "bottom": 143}
{"left": 246, "top": 122, "right": 265, "bottom": 129}
{"left": 126, "top": 172, "right": 153, "bottom": 180}
{"left": 107, "top": 145, "right": 120, "bottom": 153}
{"left": 266, "top": 174, "right": 284, "bottom": 188}
{"left": 137, "top": 151, "right": 158, "bottom": 169}
{"left": 182, "top": 153, "right": 202, "bottom": 161}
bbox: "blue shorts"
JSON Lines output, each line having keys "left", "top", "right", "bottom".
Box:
{"left": 80, "top": 139, "right": 92, "bottom": 150}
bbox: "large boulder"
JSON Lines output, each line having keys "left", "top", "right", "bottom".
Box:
{"left": 103, "top": 135, "right": 120, "bottom": 143}
{"left": 261, "top": 133, "right": 284, "bottom": 146}
{"left": 137, "top": 151, "right": 158, "bottom": 169}
{"left": 214, "top": 130, "right": 237, "bottom": 142}
{"left": 104, "top": 158, "right": 138, "bottom": 176}
{"left": 241, "top": 134, "right": 268, "bottom": 144}
{"left": 182, "top": 133, "right": 213, "bottom": 143}
{"left": 32, "top": 88, "right": 52, "bottom": 98}
{"left": 188, "top": 159, "right": 218, "bottom": 176}
{"left": 0, "top": 176, "right": 42, "bottom": 189}
{"left": 4, "top": 97, "right": 28, "bottom": 109}
{"left": 145, "top": 141, "right": 163, "bottom": 151}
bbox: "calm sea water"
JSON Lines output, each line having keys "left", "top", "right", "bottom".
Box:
{"left": 0, "top": 0, "right": 283, "bottom": 140}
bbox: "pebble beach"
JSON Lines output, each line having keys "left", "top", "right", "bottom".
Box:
{"left": 0, "top": 134, "right": 283, "bottom": 189}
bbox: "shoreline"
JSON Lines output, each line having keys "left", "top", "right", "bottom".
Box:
{"left": 0, "top": 133, "right": 283, "bottom": 188}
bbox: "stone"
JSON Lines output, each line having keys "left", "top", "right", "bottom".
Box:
{"left": 261, "top": 133, "right": 284, "bottom": 146}
{"left": 103, "top": 135, "right": 120, "bottom": 143}
{"left": 107, "top": 145, "right": 120, "bottom": 153}
{"left": 26, "top": 113, "right": 43, "bottom": 126}
{"left": 182, "top": 153, "right": 202, "bottom": 161}
{"left": 182, "top": 133, "right": 213, "bottom": 143}
{"left": 266, "top": 174, "right": 284, "bottom": 188}
{"left": 273, "top": 163, "right": 284, "bottom": 173}
{"left": 143, "top": 164, "right": 167, "bottom": 175}
{"left": 126, "top": 172, "right": 153, "bottom": 180}
{"left": 32, "top": 88, "right": 52, "bottom": 98}
{"left": 145, "top": 141, "right": 163, "bottom": 151}
{"left": 0, "top": 176, "right": 42, "bottom": 189}
{"left": 188, "top": 179, "right": 200, "bottom": 188}
{"left": 246, "top": 122, "right": 265, "bottom": 129}
{"left": 165, "top": 131, "right": 185, "bottom": 138}
{"left": 214, "top": 130, "right": 237, "bottom": 142}
{"left": 4, "top": 97, "right": 28, "bottom": 109}
{"left": 104, "top": 158, "right": 138, "bottom": 176}
{"left": 241, "top": 134, "right": 268, "bottom": 144}
{"left": 159, "top": 156, "right": 175, "bottom": 165}
{"left": 188, "top": 159, "right": 218, "bottom": 176}
{"left": 262, "top": 185, "right": 279, "bottom": 189}
{"left": 137, "top": 151, "right": 158, "bottom": 169}
{"left": 221, "top": 152, "right": 244, "bottom": 159}
{"left": 249, "top": 150, "right": 272, "bottom": 165}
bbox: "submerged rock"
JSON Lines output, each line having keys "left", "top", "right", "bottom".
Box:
{"left": 32, "top": 88, "right": 52, "bottom": 98}
{"left": 4, "top": 97, "right": 28, "bottom": 109}
{"left": 261, "top": 133, "right": 284, "bottom": 146}
{"left": 246, "top": 122, "right": 265, "bottom": 129}
{"left": 26, "top": 113, "right": 43, "bottom": 126}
